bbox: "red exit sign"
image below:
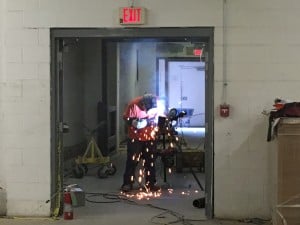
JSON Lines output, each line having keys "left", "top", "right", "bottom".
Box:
{"left": 119, "top": 7, "right": 146, "bottom": 25}
{"left": 193, "top": 49, "right": 203, "bottom": 56}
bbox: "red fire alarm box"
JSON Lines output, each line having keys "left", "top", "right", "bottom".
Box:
{"left": 220, "top": 104, "right": 230, "bottom": 117}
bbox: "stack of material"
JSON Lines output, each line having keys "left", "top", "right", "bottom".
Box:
{"left": 0, "top": 187, "right": 6, "bottom": 216}
{"left": 276, "top": 118, "right": 300, "bottom": 225}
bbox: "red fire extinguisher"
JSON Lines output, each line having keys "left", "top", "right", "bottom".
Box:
{"left": 63, "top": 191, "right": 73, "bottom": 220}
{"left": 220, "top": 103, "right": 230, "bottom": 117}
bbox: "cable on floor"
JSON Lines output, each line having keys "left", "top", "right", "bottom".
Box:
{"left": 115, "top": 192, "right": 206, "bottom": 225}
{"left": 238, "top": 218, "right": 271, "bottom": 225}
{"left": 83, "top": 191, "right": 208, "bottom": 225}
{"left": 85, "top": 192, "right": 122, "bottom": 203}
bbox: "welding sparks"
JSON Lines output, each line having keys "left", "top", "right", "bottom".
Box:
{"left": 168, "top": 188, "right": 174, "bottom": 194}
{"left": 121, "top": 189, "right": 162, "bottom": 200}
{"left": 181, "top": 191, "right": 190, "bottom": 196}
{"left": 138, "top": 176, "right": 142, "bottom": 183}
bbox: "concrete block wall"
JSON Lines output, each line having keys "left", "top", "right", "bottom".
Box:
{"left": 0, "top": 0, "right": 299, "bottom": 219}
{"left": 214, "top": 1, "right": 300, "bottom": 219}
{"left": 1, "top": 0, "right": 51, "bottom": 216}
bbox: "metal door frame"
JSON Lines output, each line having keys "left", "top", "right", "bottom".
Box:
{"left": 50, "top": 27, "right": 214, "bottom": 218}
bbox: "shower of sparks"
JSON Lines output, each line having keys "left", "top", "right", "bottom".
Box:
{"left": 181, "top": 191, "right": 190, "bottom": 196}
{"left": 121, "top": 189, "right": 162, "bottom": 200}
{"left": 138, "top": 176, "right": 142, "bottom": 183}
{"left": 122, "top": 111, "right": 194, "bottom": 201}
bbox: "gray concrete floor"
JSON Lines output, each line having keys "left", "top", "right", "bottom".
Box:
{"left": 0, "top": 218, "right": 271, "bottom": 225}
{"left": 0, "top": 129, "right": 270, "bottom": 225}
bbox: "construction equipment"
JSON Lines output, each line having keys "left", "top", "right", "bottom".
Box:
{"left": 72, "top": 122, "right": 116, "bottom": 179}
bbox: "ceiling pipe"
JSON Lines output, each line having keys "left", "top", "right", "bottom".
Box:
{"left": 222, "top": 0, "right": 228, "bottom": 104}
{"left": 219, "top": 0, "right": 231, "bottom": 118}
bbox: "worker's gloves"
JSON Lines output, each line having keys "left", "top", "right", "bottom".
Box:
{"left": 131, "top": 118, "right": 148, "bottom": 129}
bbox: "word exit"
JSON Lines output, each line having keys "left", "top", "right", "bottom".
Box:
{"left": 119, "top": 7, "right": 146, "bottom": 25}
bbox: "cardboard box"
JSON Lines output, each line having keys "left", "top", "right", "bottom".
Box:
{"left": 275, "top": 198, "right": 300, "bottom": 225}
{"left": 276, "top": 119, "right": 300, "bottom": 225}
{"left": 0, "top": 188, "right": 6, "bottom": 216}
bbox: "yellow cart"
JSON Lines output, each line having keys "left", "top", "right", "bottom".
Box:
{"left": 72, "top": 124, "right": 116, "bottom": 178}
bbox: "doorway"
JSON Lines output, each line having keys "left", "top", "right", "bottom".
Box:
{"left": 159, "top": 57, "right": 205, "bottom": 127}
{"left": 50, "top": 27, "right": 214, "bottom": 219}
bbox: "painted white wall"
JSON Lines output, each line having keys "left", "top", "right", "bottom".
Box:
{"left": 0, "top": 0, "right": 299, "bottom": 219}
{"left": 0, "top": 0, "right": 6, "bottom": 191}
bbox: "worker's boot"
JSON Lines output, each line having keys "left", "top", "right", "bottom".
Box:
{"left": 121, "top": 184, "right": 133, "bottom": 192}
{"left": 146, "top": 184, "right": 161, "bottom": 192}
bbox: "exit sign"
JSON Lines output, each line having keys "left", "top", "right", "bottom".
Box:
{"left": 193, "top": 49, "right": 203, "bottom": 56}
{"left": 119, "top": 7, "right": 146, "bottom": 25}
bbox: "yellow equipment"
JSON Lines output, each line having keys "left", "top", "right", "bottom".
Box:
{"left": 72, "top": 124, "right": 116, "bottom": 178}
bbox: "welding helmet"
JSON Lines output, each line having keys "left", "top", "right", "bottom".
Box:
{"left": 142, "top": 93, "right": 157, "bottom": 111}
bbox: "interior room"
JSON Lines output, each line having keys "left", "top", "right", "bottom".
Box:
{"left": 4, "top": 1, "right": 300, "bottom": 224}
{"left": 56, "top": 34, "right": 210, "bottom": 221}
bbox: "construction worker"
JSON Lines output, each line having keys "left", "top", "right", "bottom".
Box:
{"left": 121, "top": 93, "right": 161, "bottom": 192}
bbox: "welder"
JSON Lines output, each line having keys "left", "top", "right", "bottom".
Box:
{"left": 121, "top": 93, "right": 161, "bottom": 192}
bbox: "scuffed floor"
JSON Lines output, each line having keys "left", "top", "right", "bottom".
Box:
{"left": 0, "top": 129, "right": 270, "bottom": 225}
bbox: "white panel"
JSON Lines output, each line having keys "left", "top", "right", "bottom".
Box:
{"left": 168, "top": 61, "right": 205, "bottom": 127}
